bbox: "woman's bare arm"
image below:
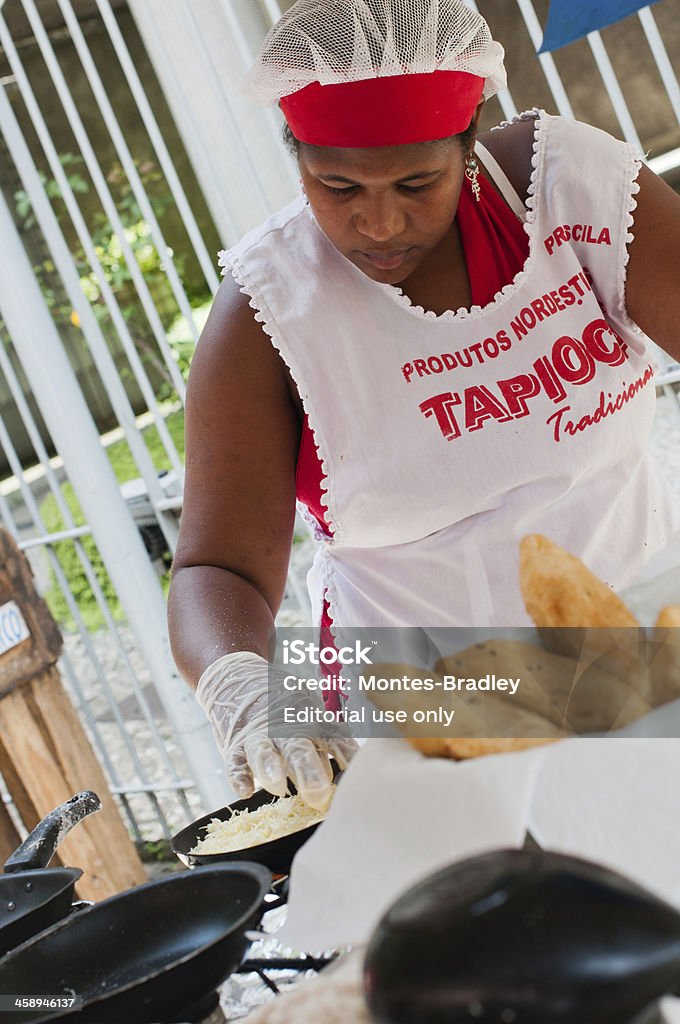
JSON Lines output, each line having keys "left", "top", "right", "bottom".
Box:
{"left": 168, "top": 274, "right": 301, "bottom": 687}
{"left": 625, "top": 165, "right": 680, "bottom": 361}
{"left": 478, "top": 115, "right": 536, "bottom": 205}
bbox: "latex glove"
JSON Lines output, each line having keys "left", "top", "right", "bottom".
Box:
{"left": 196, "top": 651, "right": 358, "bottom": 810}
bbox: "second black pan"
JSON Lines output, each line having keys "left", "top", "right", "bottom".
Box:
{"left": 0, "top": 862, "right": 272, "bottom": 1024}
{"left": 0, "top": 791, "right": 100, "bottom": 955}
{"left": 172, "top": 765, "right": 342, "bottom": 876}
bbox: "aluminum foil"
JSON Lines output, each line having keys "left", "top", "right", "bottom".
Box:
{"left": 219, "top": 903, "right": 337, "bottom": 1021}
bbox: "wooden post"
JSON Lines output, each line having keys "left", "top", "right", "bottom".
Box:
{"left": 0, "top": 796, "right": 21, "bottom": 865}
{"left": 0, "top": 529, "right": 146, "bottom": 899}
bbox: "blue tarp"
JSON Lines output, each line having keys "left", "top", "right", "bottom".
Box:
{"left": 538, "top": 0, "right": 659, "bottom": 53}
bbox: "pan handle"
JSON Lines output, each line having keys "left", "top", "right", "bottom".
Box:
{"left": 4, "top": 791, "right": 102, "bottom": 873}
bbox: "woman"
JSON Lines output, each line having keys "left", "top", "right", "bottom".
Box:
{"left": 167, "top": 0, "right": 680, "bottom": 809}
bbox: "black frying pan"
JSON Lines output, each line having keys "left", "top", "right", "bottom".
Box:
{"left": 0, "top": 791, "right": 101, "bottom": 955}
{"left": 172, "top": 765, "right": 342, "bottom": 876}
{"left": 0, "top": 862, "right": 272, "bottom": 1024}
{"left": 365, "top": 848, "right": 680, "bottom": 1024}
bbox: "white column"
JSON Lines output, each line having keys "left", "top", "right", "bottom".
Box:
{"left": 0, "top": 185, "right": 231, "bottom": 812}
{"left": 126, "top": 0, "right": 298, "bottom": 246}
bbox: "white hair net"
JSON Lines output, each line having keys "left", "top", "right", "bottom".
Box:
{"left": 243, "top": 0, "right": 506, "bottom": 106}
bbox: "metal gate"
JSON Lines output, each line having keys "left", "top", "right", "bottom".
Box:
{"left": 0, "top": 0, "right": 318, "bottom": 844}
{"left": 0, "top": 0, "right": 241, "bottom": 842}
{"left": 0, "top": 0, "right": 678, "bottom": 844}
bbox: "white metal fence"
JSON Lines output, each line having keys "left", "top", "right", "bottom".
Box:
{"left": 0, "top": 0, "right": 230, "bottom": 841}
{"left": 0, "top": 0, "right": 678, "bottom": 842}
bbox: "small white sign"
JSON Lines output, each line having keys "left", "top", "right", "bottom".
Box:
{"left": 0, "top": 601, "right": 30, "bottom": 656}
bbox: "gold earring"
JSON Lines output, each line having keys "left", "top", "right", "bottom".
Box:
{"left": 465, "top": 153, "right": 481, "bottom": 203}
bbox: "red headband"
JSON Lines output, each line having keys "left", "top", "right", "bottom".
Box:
{"left": 279, "top": 70, "right": 484, "bottom": 148}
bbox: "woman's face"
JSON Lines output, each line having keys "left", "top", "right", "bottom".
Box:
{"left": 298, "top": 137, "right": 468, "bottom": 285}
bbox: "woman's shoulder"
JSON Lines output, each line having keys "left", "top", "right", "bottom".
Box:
{"left": 480, "top": 111, "right": 634, "bottom": 206}
{"left": 478, "top": 113, "right": 538, "bottom": 205}
{"left": 192, "top": 273, "right": 304, "bottom": 419}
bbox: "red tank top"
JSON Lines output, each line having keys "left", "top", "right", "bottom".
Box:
{"left": 295, "top": 167, "right": 530, "bottom": 707}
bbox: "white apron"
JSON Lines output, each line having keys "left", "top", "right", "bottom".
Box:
{"left": 219, "top": 110, "right": 679, "bottom": 628}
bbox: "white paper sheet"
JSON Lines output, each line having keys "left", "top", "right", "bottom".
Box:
{"left": 279, "top": 735, "right": 680, "bottom": 954}
{"left": 279, "top": 738, "right": 547, "bottom": 951}
{"left": 528, "top": 738, "right": 680, "bottom": 905}
{"left": 662, "top": 997, "right": 680, "bottom": 1024}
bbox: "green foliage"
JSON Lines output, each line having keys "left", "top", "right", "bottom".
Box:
{"left": 138, "top": 839, "right": 177, "bottom": 864}
{"left": 14, "top": 154, "right": 210, "bottom": 401}
{"left": 13, "top": 154, "right": 89, "bottom": 230}
{"left": 105, "top": 408, "right": 186, "bottom": 483}
{"left": 40, "top": 482, "right": 121, "bottom": 632}
{"left": 40, "top": 411, "right": 185, "bottom": 632}
{"left": 15, "top": 155, "right": 215, "bottom": 633}
{"left": 165, "top": 301, "right": 212, "bottom": 386}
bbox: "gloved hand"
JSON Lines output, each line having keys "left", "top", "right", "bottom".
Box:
{"left": 196, "top": 651, "right": 358, "bottom": 810}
